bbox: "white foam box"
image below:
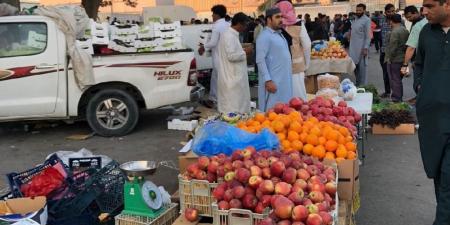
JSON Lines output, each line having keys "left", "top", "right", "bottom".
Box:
{"left": 108, "top": 41, "right": 136, "bottom": 53}
{"left": 154, "top": 42, "right": 184, "bottom": 51}
{"left": 168, "top": 119, "right": 198, "bottom": 131}
{"left": 152, "top": 21, "right": 181, "bottom": 31}
{"left": 111, "top": 34, "right": 137, "bottom": 43}
{"left": 92, "top": 35, "right": 110, "bottom": 45}
{"left": 134, "top": 38, "right": 162, "bottom": 48}
{"left": 110, "top": 25, "right": 138, "bottom": 35}
{"left": 154, "top": 29, "right": 182, "bottom": 38}
{"left": 137, "top": 26, "right": 155, "bottom": 39}
{"left": 90, "top": 20, "right": 109, "bottom": 37}
{"left": 76, "top": 39, "right": 94, "bottom": 55}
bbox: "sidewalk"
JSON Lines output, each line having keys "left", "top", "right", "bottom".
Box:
{"left": 355, "top": 49, "right": 435, "bottom": 224}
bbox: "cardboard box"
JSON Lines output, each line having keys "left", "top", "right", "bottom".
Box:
{"left": 337, "top": 158, "right": 359, "bottom": 201}
{"left": 0, "top": 196, "right": 47, "bottom": 224}
{"left": 178, "top": 150, "right": 198, "bottom": 174}
{"left": 372, "top": 123, "right": 415, "bottom": 135}
{"left": 305, "top": 75, "right": 318, "bottom": 94}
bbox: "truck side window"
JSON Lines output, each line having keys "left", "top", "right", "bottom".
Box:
{"left": 0, "top": 22, "right": 47, "bottom": 58}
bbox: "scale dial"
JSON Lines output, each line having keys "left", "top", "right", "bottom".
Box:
{"left": 141, "top": 181, "right": 163, "bottom": 210}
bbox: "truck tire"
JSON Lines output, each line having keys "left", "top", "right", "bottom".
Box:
{"left": 86, "top": 89, "right": 139, "bottom": 137}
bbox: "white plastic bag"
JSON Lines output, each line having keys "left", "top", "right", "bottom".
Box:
{"left": 339, "top": 78, "right": 357, "bottom": 101}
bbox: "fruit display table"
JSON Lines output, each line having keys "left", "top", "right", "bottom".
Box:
{"left": 345, "top": 92, "right": 373, "bottom": 163}
{"left": 306, "top": 58, "right": 356, "bottom": 77}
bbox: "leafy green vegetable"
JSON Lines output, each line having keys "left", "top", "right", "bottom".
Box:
{"left": 369, "top": 109, "right": 415, "bottom": 128}
{"left": 372, "top": 102, "right": 411, "bottom": 113}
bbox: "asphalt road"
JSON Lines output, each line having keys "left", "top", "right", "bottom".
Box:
{"left": 0, "top": 48, "right": 436, "bottom": 224}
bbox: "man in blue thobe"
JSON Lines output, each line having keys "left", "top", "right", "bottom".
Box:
{"left": 256, "top": 7, "right": 293, "bottom": 112}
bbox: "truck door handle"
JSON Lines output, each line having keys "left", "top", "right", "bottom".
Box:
{"left": 35, "top": 64, "right": 55, "bottom": 69}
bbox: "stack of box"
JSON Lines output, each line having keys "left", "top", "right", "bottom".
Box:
{"left": 108, "top": 24, "right": 139, "bottom": 53}
{"left": 150, "top": 21, "right": 184, "bottom": 51}
{"left": 90, "top": 19, "right": 109, "bottom": 45}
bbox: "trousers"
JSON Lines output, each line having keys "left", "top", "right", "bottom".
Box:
{"left": 379, "top": 53, "right": 391, "bottom": 94}
{"left": 433, "top": 140, "right": 450, "bottom": 225}
{"left": 387, "top": 63, "right": 403, "bottom": 102}
{"left": 355, "top": 57, "right": 368, "bottom": 86}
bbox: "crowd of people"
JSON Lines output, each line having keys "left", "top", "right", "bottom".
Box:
{"left": 198, "top": 1, "right": 450, "bottom": 224}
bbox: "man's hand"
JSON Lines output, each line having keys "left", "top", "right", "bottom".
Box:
{"left": 265, "top": 80, "right": 277, "bottom": 93}
{"left": 244, "top": 46, "right": 253, "bottom": 55}
{"left": 401, "top": 65, "right": 410, "bottom": 77}
{"left": 198, "top": 45, "right": 205, "bottom": 56}
{"left": 362, "top": 48, "right": 368, "bottom": 57}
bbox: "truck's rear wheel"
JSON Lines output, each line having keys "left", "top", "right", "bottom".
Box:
{"left": 86, "top": 89, "right": 139, "bottom": 137}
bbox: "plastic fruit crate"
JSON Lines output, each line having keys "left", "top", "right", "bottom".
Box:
{"left": 211, "top": 203, "right": 269, "bottom": 225}
{"left": 115, "top": 203, "right": 178, "bottom": 225}
{"left": 178, "top": 175, "right": 219, "bottom": 217}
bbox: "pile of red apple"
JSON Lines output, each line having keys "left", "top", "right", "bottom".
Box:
{"left": 182, "top": 147, "right": 337, "bottom": 225}
{"left": 271, "top": 97, "right": 361, "bottom": 136}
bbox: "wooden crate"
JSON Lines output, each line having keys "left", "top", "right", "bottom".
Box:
{"left": 372, "top": 124, "right": 415, "bottom": 135}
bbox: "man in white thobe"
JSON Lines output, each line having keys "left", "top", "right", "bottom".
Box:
{"left": 198, "top": 4, "right": 230, "bottom": 108}
{"left": 349, "top": 3, "right": 371, "bottom": 86}
{"left": 216, "top": 13, "right": 252, "bottom": 113}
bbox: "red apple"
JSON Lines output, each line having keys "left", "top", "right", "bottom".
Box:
{"left": 184, "top": 208, "right": 198, "bottom": 222}
{"left": 292, "top": 205, "right": 309, "bottom": 222}
{"left": 250, "top": 165, "right": 262, "bottom": 176}
{"left": 207, "top": 172, "right": 216, "bottom": 183}
{"left": 213, "top": 186, "right": 226, "bottom": 201}
{"left": 289, "top": 97, "right": 304, "bottom": 110}
{"left": 294, "top": 179, "right": 308, "bottom": 191}
{"left": 224, "top": 171, "right": 236, "bottom": 181}
{"left": 218, "top": 200, "right": 230, "bottom": 210}
{"left": 260, "top": 150, "right": 272, "bottom": 158}
{"left": 224, "top": 161, "right": 233, "bottom": 172}
{"left": 309, "top": 182, "right": 326, "bottom": 193}
{"left": 261, "top": 195, "right": 272, "bottom": 207}
{"left": 255, "top": 202, "right": 265, "bottom": 214}
{"left": 319, "top": 212, "right": 333, "bottom": 225}
{"left": 297, "top": 169, "right": 310, "bottom": 180}
{"left": 259, "top": 180, "right": 275, "bottom": 194}
{"left": 289, "top": 152, "right": 301, "bottom": 161}
{"left": 217, "top": 165, "right": 226, "bottom": 177}
{"left": 224, "top": 189, "right": 234, "bottom": 202}
{"left": 338, "top": 101, "right": 347, "bottom": 107}
{"left": 309, "top": 176, "right": 326, "bottom": 185}
{"left": 187, "top": 163, "right": 200, "bottom": 175}
{"left": 229, "top": 199, "right": 242, "bottom": 209}
{"left": 271, "top": 177, "right": 281, "bottom": 185}
{"left": 208, "top": 160, "right": 219, "bottom": 174}
{"left": 280, "top": 155, "right": 293, "bottom": 167}
{"left": 306, "top": 213, "right": 323, "bottom": 225}
{"left": 291, "top": 160, "right": 303, "bottom": 170}
{"left": 268, "top": 156, "right": 280, "bottom": 166}
{"left": 316, "top": 202, "right": 329, "bottom": 212}
{"left": 324, "top": 193, "right": 333, "bottom": 203}
{"left": 233, "top": 160, "right": 244, "bottom": 170}
{"left": 277, "top": 220, "right": 292, "bottom": 225}
{"left": 325, "top": 182, "right": 337, "bottom": 196}
{"left": 271, "top": 161, "right": 286, "bottom": 177}
{"left": 249, "top": 176, "right": 264, "bottom": 189}
{"left": 197, "top": 156, "right": 210, "bottom": 170}
{"left": 262, "top": 167, "right": 272, "bottom": 179}
{"left": 275, "top": 182, "right": 292, "bottom": 196}
{"left": 256, "top": 157, "right": 270, "bottom": 168}
{"left": 306, "top": 204, "right": 319, "bottom": 214}
{"left": 245, "top": 186, "right": 256, "bottom": 195}
{"left": 256, "top": 188, "right": 263, "bottom": 199}
{"left": 244, "top": 159, "right": 255, "bottom": 169}
{"left": 292, "top": 222, "right": 306, "bottom": 225}
{"left": 258, "top": 217, "right": 276, "bottom": 225}
{"left": 242, "top": 194, "right": 258, "bottom": 210}
{"left": 273, "top": 196, "right": 295, "bottom": 219}
{"left": 232, "top": 185, "right": 245, "bottom": 199}
{"left": 194, "top": 170, "right": 207, "bottom": 180}
{"left": 309, "top": 191, "right": 325, "bottom": 203}
{"left": 227, "top": 180, "right": 243, "bottom": 189}
{"left": 236, "top": 168, "right": 251, "bottom": 183}
{"left": 232, "top": 150, "right": 244, "bottom": 161}
{"left": 288, "top": 189, "right": 305, "bottom": 205}
{"left": 274, "top": 103, "right": 285, "bottom": 113}
{"left": 306, "top": 165, "right": 320, "bottom": 176}
{"left": 282, "top": 168, "right": 297, "bottom": 184}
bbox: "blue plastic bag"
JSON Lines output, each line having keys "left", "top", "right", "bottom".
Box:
{"left": 192, "top": 121, "right": 280, "bottom": 156}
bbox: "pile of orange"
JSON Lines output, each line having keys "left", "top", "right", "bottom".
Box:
{"left": 237, "top": 112, "right": 357, "bottom": 162}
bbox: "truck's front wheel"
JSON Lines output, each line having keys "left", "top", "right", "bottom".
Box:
{"left": 86, "top": 89, "right": 139, "bottom": 137}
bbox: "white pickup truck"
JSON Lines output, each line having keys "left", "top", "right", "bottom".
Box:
{"left": 0, "top": 15, "right": 203, "bottom": 136}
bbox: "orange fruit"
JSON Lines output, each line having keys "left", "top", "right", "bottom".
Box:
{"left": 339, "top": 127, "right": 350, "bottom": 137}
{"left": 277, "top": 133, "right": 286, "bottom": 141}
{"left": 324, "top": 152, "right": 336, "bottom": 159}
{"left": 303, "top": 144, "right": 314, "bottom": 155}
{"left": 308, "top": 117, "right": 319, "bottom": 124}
{"left": 325, "top": 140, "right": 338, "bottom": 152}
{"left": 247, "top": 127, "right": 257, "bottom": 133}
{"left": 345, "top": 142, "right": 357, "bottom": 152}
{"left": 280, "top": 116, "right": 291, "bottom": 128}
{"left": 338, "top": 135, "right": 347, "bottom": 145}
{"left": 246, "top": 119, "right": 254, "bottom": 127}
{"left": 336, "top": 145, "right": 348, "bottom": 158}
{"left": 288, "top": 111, "right": 301, "bottom": 120}
{"left": 306, "top": 134, "right": 319, "bottom": 146}
{"left": 262, "top": 120, "right": 271, "bottom": 128}
{"left": 251, "top": 120, "right": 261, "bottom": 127}
{"left": 273, "top": 121, "right": 285, "bottom": 133}
{"left": 303, "top": 121, "right": 314, "bottom": 129}
{"left": 318, "top": 136, "right": 327, "bottom": 145}
{"left": 255, "top": 113, "right": 266, "bottom": 123}
{"left": 326, "top": 130, "right": 339, "bottom": 141}
{"left": 335, "top": 157, "right": 346, "bottom": 164}
{"left": 300, "top": 132, "right": 308, "bottom": 143}
{"left": 288, "top": 131, "right": 300, "bottom": 142}
{"left": 237, "top": 121, "right": 246, "bottom": 128}
{"left": 268, "top": 112, "right": 278, "bottom": 121}
{"left": 312, "top": 145, "right": 326, "bottom": 159}
{"left": 290, "top": 121, "right": 302, "bottom": 133}
{"left": 347, "top": 151, "right": 357, "bottom": 160}
{"left": 281, "top": 140, "right": 291, "bottom": 150}
{"left": 310, "top": 126, "right": 322, "bottom": 136}
{"left": 345, "top": 135, "right": 353, "bottom": 142}
{"left": 291, "top": 140, "right": 304, "bottom": 151}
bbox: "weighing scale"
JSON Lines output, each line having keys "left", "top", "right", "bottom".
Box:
{"left": 120, "top": 161, "right": 165, "bottom": 218}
